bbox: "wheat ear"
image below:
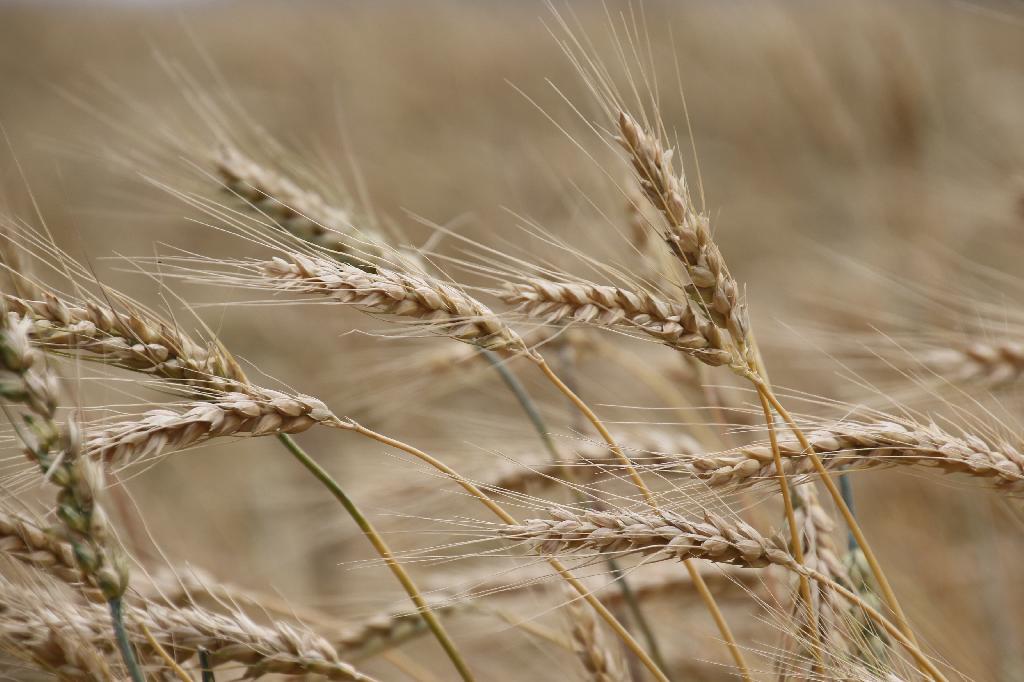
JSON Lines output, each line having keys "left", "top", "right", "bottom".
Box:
{"left": 499, "top": 507, "right": 945, "bottom": 680}
{"left": 0, "top": 304, "right": 142, "bottom": 680}
{"left": 261, "top": 253, "right": 521, "bottom": 349}
{"left": 921, "top": 342, "right": 1024, "bottom": 387}
{"left": 616, "top": 112, "right": 750, "bottom": 351}
{"left": 673, "top": 420, "right": 1024, "bottom": 491}
{"left": 567, "top": 596, "right": 632, "bottom": 682}
{"left": 0, "top": 582, "right": 378, "bottom": 681}
{"left": 6, "top": 291, "right": 247, "bottom": 395}
{"left": 501, "top": 278, "right": 735, "bottom": 366}
{"left": 85, "top": 391, "right": 336, "bottom": 465}
{"left": 214, "top": 145, "right": 386, "bottom": 260}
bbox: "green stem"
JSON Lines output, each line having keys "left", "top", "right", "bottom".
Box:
{"left": 199, "top": 647, "right": 216, "bottom": 682}
{"left": 108, "top": 597, "right": 145, "bottom": 682}
{"left": 276, "top": 433, "right": 475, "bottom": 682}
{"left": 478, "top": 348, "right": 669, "bottom": 676}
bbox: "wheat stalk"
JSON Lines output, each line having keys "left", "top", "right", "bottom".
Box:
{"left": 259, "top": 254, "right": 521, "bottom": 350}
{"left": 214, "top": 146, "right": 387, "bottom": 262}
{"left": 502, "top": 278, "right": 734, "bottom": 367}
{"left": 5, "top": 291, "right": 247, "bottom": 395}
{"left": 615, "top": 112, "right": 750, "bottom": 350}
{"left": 85, "top": 391, "right": 336, "bottom": 465}
{"left": 0, "top": 582, "right": 378, "bottom": 681}
{"left": 672, "top": 420, "right": 1024, "bottom": 491}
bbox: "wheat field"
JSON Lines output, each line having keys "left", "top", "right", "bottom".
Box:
{"left": 0, "top": 1, "right": 1022, "bottom": 681}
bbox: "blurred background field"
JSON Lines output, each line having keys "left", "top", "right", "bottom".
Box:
{"left": 1, "top": 1, "right": 1023, "bottom": 680}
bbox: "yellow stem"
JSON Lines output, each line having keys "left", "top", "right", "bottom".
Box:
{"left": 755, "top": 386, "right": 821, "bottom": 666}
{"left": 753, "top": 378, "right": 918, "bottom": 647}
{"left": 138, "top": 621, "right": 192, "bottom": 682}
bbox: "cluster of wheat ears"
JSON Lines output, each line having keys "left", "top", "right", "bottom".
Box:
{"left": 0, "top": 25, "right": 1019, "bottom": 682}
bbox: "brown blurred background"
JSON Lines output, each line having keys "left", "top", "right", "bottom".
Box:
{"left": 1, "top": 1, "right": 1023, "bottom": 680}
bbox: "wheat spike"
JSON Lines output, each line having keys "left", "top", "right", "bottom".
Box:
{"left": 501, "top": 278, "right": 733, "bottom": 366}
{"left": 261, "top": 253, "right": 522, "bottom": 349}
{"left": 616, "top": 112, "right": 749, "bottom": 349}
{"left": 501, "top": 507, "right": 792, "bottom": 569}
{"left": 0, "top": 582, "right": 378, "bottom": 681}
{"left": 214, "top": 145, "right": 387, "bottom": 261}
{"left": 672, "top": 420, "right": 1024, "bottom": 491}
{"left": 5, "top": 291, "right": 247, "bottom": 395}
{"left": 85, "top": 391, "right": 336, "bottom": 465}
{"left": 568, "top": 597, "right": 631, "bottom": 682}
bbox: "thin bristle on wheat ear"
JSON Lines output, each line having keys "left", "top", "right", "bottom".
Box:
{"left": 85, "top": 391, "right": 336, "bottom": 465}
{"left": 615, "top": 112, "right": 750, "bottom": 349}
{"left": 0, "top": 583, "right": 379, "bottom": 681}
{"left": 568, "top": 597, "right": 631, "bottom": 682}
{"left": 261, "top": 253, "right": 523, "bottom": 349}
{"left": 501, "top": 278, "right": 734, "bottom": 366}
{"left": 674, "top": 421, "right": 1024, "bottom": 491}
{"left": 5, "top": 291, "right": 248, "bottom": 395}
{"left": 501, "top": 508, "right": 793, "bottom": 569}
{"left": 214, "top": 146, "right": 386, "bottom": 260}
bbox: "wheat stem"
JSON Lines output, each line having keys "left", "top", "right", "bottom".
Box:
{"left": 276, "top": 433, "right": 475, "bottom": 682}
{"left": 752, "top": 378, "right": 919, "bottom": 647}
